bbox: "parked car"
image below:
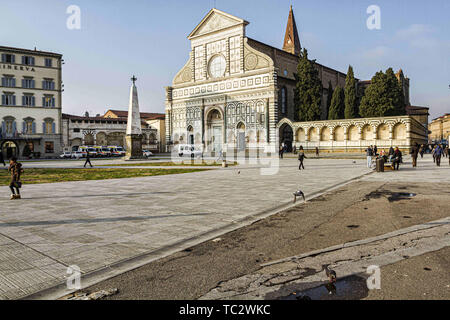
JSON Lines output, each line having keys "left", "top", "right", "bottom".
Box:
{"left": 100, "top": 147, "right": 112, "bottom": 157}
{"left": 59, "top": 151, "right": 72, "bottom": 159}
{"left": 177, "top": 144, "right": 202, "bottom": 159}
{"left": 71, "top": 151, "right": 84, "bottom": 159}
{"left": 109, "top": 146, "right": 126, "bottom": 157}
{"left": 143, "top": 150, "right": 153, "bottom": 157}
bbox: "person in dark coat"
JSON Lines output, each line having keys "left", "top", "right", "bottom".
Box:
{"left": 298, "top": 146, "right": 307, "bottom": 170}
{"left": 84, "top": 151, "right": 93, "bottom": 168}
{"left": 419, "top": 144, "right": 425, "bottom": 158}
{"left": 391, "top": 147, "right": 402, "bottom": 170}
{"left": 8, "top": 156, "right": 23, "bottom": 200}
{"left": 374, "top": 145, "right": 378, "bottom": 156}
{"left": 389, "top": 146, "right": 394, "bottom": 155}
{"left": 434, "top": 145, "right": 443, "bottom": 167}
{"left": 315, "top": 147, "right": 319, "bottom": 157}
{"left": 388, "top": 146, "right": 394, "bottom": 162}
{"left": 411, "top": 143, "right": 419, "bottom": 167}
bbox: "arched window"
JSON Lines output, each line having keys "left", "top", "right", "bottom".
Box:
{"left": 281, "top": 87, "right": 287, "bottom": 114}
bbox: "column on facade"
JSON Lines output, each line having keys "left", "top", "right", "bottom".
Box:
{"left": 405, "top": 121, "right": 412, "bottom": 148}
{"left": 201, "top": 99, "right": 205, "bottom": 146}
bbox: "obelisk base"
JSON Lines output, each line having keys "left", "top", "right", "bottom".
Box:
{"left": 124, "top": 134, "right": 145, "bottom": 161}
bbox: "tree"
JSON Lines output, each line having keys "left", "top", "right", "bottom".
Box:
{"left": 325, "top": 80, "right": 333, "bottom": 120}
{"left": 294, "top": 48, "right": 323, "bottom": 122}
{"left": 344, "top": 65, "right": 358, "bottom": 119}
{"left": 359, "top": 68, "right": 406, "bottom": 117}
{"left": 385, "top": 68, "right": 406, "bottom": 115}
{"left": 328, "top": 86, "right": 345, "bottom": 120}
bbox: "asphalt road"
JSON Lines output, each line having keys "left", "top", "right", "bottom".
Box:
{"left": 84, "top": 180, "right": 450, "bottom": 300}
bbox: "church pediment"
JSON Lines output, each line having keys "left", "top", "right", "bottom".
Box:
{"left": 188, "top": 9, "right": 248, "bottom": 39}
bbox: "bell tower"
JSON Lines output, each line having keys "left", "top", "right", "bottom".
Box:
{"left": 282, "top": 5, "right": 301, "bottom": 56}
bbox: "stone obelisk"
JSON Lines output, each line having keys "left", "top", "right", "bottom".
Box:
{"left": 125, "top": 75, "right": 144, "bottom": 160}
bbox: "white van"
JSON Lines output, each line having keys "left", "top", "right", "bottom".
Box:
{"left": 177, "top": 144, "right": 203, "bottom": 159}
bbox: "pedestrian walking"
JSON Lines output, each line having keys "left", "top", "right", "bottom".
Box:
{"left": 365, "top": 145, "right": 373, "bottom": 168}
{"left": 315, "top": 147, "right": 319, "bottom": 157}
{"left": 434, "top": 145, "right": 443, "bottom": 167}
{"left": 0, "top": 149, "right": 5, "bottom": 166}
{"left": 444, "top": 145, "right": 449, "bottom": 158}
{"left": 374, "top": 145, "right": 378, "bottom": 156}
{"left": 432, "top": 145, "right": 437, "bottom": 163}
{"left": 298, "top": 146, "right": 307, "bottom": 170}
{"left": 8, "top": 156, "right": 23, "bottom": 200}
{"left": 84, "top": 151, "right": 93, "bottom": 168}
{"left": 411, "top": 143, "right": 419, "bottom": 167}
{"left": 419, "top": 144, "right": 425, "bottom": 158}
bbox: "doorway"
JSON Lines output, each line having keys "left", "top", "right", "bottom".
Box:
{"left": 1, "top": 141, "right": 19, "bottom": 159}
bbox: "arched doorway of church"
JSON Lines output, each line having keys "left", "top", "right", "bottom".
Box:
{"left": 84, "top": 133, "right": 95, "bottom": 146}
{"left": 1, "top": 141, "right": 19, "bottom": 159}
{"left": 237, "top": 122, "right": 246, "bottom": 151}
{"left": 206, "top": 109, "right": 223, "bottom": 153}
{"left": 279, "top": 123, "right": 293, "bottom": 152}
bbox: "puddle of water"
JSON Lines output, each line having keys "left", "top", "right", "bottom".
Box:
{"left": 364, "top": 191, "right": 417, "bottom": 202}
{"left": 281, "top": 275, "right": 369, "bottom": 300}
{"left": 387, "top": 193, "right": 416, "bottom": 202}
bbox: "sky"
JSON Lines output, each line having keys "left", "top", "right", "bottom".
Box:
{"left": 1, "top": 0, "right": 449, "bottom": 120}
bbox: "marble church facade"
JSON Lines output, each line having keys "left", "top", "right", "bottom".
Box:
{"left": 165, "top": 7, "right": 426, "bottom": 155}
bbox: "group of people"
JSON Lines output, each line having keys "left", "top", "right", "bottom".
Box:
{"left": 366, "top": 145, "right": 403, "bottom": 170}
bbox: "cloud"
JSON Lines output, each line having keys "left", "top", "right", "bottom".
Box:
{"left": 395, "top": 24, "right": 450, "bottom": 50}
{"left": 362, "top": 46, "right": 391, "bottom": 60}
{"left": 396, "top": 24, "right": 436, "bottom": 39}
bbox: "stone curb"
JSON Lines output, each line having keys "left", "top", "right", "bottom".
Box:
{"left": 260, "top": 216, "right": 450, "bottom": 267}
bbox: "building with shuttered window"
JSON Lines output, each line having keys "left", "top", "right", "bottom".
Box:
{"left": 0, "top": 46, "right": 63, "bottom": 159}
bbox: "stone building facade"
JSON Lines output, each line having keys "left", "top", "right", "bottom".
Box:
{"left": 278, "top": 115, "right": 428, "bottom": 153}
{"left": 429, "top": 113, "right": 450, "bottom": 143}
{"left": 62, "top": 110, "right": 165, "bottom": 152}
{"left": 0, "top": 46, "right": 63, "bottom": 159}
{"left": 165, "top": 7, "right": 348, "bottom": 155}
{"left": 165, "top": 7, "right": 427, "bottom": 155}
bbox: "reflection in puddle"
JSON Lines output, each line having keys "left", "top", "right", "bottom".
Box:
{"left": 364, "top": 191, "right": 417, "bottom": 202}
{"left": 281, "top": 275, "right": 369, "bottom": 300}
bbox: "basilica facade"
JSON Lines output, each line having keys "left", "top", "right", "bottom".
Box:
{"left": 165, "top": 7, "right": 347, "bottom": 155}
{"left": 165, "top": 7, "right": 427, "bottom": 155}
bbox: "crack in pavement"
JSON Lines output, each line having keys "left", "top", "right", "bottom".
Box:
{"left": 200, "top": 221, "right": 450, "bottom": 300}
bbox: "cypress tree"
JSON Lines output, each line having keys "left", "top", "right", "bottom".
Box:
{"left": 385, "top": 68, "right": 406, "bottom": 115}
{"left": 294, "top": 48, "right": 323, "bottom": 122}
{"left": 359, "top": 68, "right": 406, "bottom": 117}
{"left": 325, "top": 80, "right": 333, "bottom": 120}
{"left": 344, "top": 65, "right": 358, "bottom": 119}
{"left": 328, "top": 86, "right": 345, "bottom": 120}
